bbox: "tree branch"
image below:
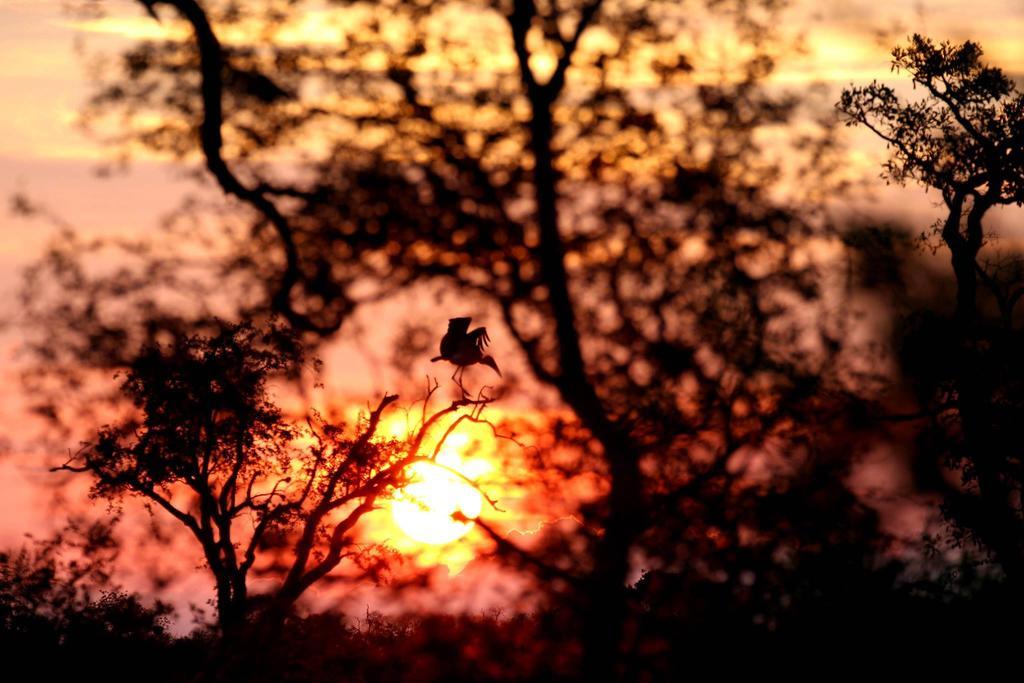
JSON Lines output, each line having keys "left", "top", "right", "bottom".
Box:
{"left": 139, "top": 0, "right": 338, "bottom": 334}
{"left": 548, "top": 0, "right": 603, "bottom": 96}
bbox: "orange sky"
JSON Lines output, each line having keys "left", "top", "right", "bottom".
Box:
{"left": 1, "top": 0, "right": 1023, "bottom": 629}
{"left": 0, "top": 0, "right": 1021, "bottom": 286}
{"left": 2, "top": 0, "right": 1021, "bottom": 405}
{"left": 1, "top": 0, "right": 1021, "bottom": 264}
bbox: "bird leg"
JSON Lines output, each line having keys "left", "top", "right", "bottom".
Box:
{"left": 452, "top": 365, "right": 468, "bottom": 397}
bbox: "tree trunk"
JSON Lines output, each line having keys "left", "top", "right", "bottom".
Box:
{"left": 947, "top": 232, "right": 1024, "bottom": 586}
{"left": 951, "top": 248, "right": 978, "bottom": 327}
{"left": 526, "top": 92, "right": 643, "bottom": 681}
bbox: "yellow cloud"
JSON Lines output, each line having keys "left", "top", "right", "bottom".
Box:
{"left": 61, "top": 16, "right": 190, "bottom": 42}
{"left": 62, "top": 8, "right": 370, "bottom": 48}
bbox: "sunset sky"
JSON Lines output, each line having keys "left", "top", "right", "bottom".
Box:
{"left": 0, "top": 0, "right": 1019, "bottom": 293}
{"left": 1, "top": 0, "right": 1023, "bottom": 636}
{"left": 2, "top": 0, "right": 1021, "bottom": 411}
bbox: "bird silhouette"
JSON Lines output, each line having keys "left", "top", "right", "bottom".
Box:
{"left": 431, "top": 317, "right": 500, "bottom": 393}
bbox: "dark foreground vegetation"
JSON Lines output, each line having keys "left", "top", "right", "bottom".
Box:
{"left": 4, "top": 0, "right": 1024, "bottom": 679}
{"left": 3, "top": 523, "right": 1023, "bottom": 682}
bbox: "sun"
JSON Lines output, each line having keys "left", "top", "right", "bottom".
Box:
{"left": 391, "top": 454, "right": 485, "bottom": 545}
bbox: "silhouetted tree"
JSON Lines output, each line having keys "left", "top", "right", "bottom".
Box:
{"left": 1, "top": 517, "right": 120, "bottom": 637}
{"left": 51, "top": 321, "right": 496, "bottom": 641}
{"left": 0, "top": 518, "right": 198, "bottom": 683}
{"left": 840, "top": 36, "right": 1024, "bottom": 583}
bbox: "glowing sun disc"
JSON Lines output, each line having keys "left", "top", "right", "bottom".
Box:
{"left": 392, "top": 461, "right": 483, "bottom": 545}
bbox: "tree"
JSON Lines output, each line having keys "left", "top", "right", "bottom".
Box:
{"left": 36, "top": 0, "right": 873, "bottom": 676}
{"left": 839, "top": 36, "right": 1024, "bottom": 583}
{"left": 839, "top": 35, "right": 1024, "bottom": 326}
{"left": 52, "top": 321, "right": 497, "bottom": 639}
{"left": 1, "top": 517, "right": 121, "bottom": 641}
{"left": 0, "top": 518, "right": 198, "bottom": 683}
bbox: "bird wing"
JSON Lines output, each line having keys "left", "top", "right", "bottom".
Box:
{"left": 469, "top": 327, "right": 491, "bottom": 351}
{"left": 448, "top": 317, "right": 471, "bottom": 335}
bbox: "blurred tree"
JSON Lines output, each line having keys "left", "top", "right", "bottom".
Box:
{"left": 0, "top": 517, "right": 121, "bottom": 639}
{"left": 840, "top": 36, "right": 1024, "bottom": 583}
{"left": 31, "top": 0, "right": 879, "bottom": 676}
{"left": 0, "top": 518, "right": 196, "bottom": 683}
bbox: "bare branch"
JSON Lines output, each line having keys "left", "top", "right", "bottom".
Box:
{"left": 138, "top": 0, "right": 337, "bottom": 334}
{"left": 469, "top": 515, "right": 580, "bottom": 586}
{"left": 549, "top": 0, "right": 603, "bottom": 96}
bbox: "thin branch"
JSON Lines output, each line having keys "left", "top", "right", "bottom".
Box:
{"left": 469, "top": 515, "right": 580, "bottom": 585}
{"left": 548, "top": 0, "right": 603, "bottom": 96}
{"left": 140, "top": 0, "right": 337, "bottom": 334}
{"left": 509, "top": 0, "right": 540, "bottom": 96}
